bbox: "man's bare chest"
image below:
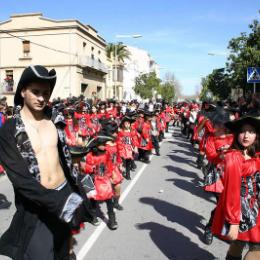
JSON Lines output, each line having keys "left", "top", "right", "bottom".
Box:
{"left": 24, "top": 121, "right": 58, "bottom": 154}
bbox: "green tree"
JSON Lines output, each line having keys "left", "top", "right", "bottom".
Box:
{"left": 133, "top": 72, "right": 161, "bottom": 99}
{"left": 200, "top": 14, "right": 260, "bottom": 99}
{"left": 106, "top": 42, "right": 130, "bottom": 62}
{"left": 199, "top": 69, "right": 230, "bottom": 101}
{"left": 157, "top": 81, "right": 175, "bottom": 102}
{"left": 226, "top": 18, "right": 260, "bottom": 94}
{"left": 199, "top": 76, "right": 210, "bottom": 101}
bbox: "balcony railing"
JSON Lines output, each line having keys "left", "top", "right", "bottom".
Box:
{"left": 79, "top": 56, "right": 108, "bottom": 74}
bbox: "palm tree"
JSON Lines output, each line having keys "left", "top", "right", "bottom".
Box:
{"left": 106, "top": 42, "right": 130, "bottom": 62}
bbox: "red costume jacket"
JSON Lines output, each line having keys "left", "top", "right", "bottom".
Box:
{"left": 83, "top": 151, "right": 114, "bottom": 201}
{"left": 212, "top": 150, "right": 260, "bottom": 242}
{"left": 139, "top": 121, "right": 153, "bottom": 151}
{"left": 105, "top": 143, "right": 123, "bottom": 185}
{"left": 117, "top": 130, "right": 138, "bottom": 159}
{"left": 88, "top": 114, "right": 101, "bottom": 134}
{"left": 204, "top": 134, "right": 234, "bottom": 193}
{"left": 199, "top": 118, "right": 214, "bottom": 153}
{"left": 205, "top": 134, "right": 234, "bottom": 165}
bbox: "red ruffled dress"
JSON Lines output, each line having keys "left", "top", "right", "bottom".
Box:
{"left": 212, "top": 150, "right": 260, "bottom": 243}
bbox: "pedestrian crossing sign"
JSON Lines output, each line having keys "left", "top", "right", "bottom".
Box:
{"left": 247, "top": 67, "right": 260, "bottom": 83}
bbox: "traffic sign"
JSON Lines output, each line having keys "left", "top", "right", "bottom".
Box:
{"left": 247, "top": 67, "right": 260, "bottom": 83}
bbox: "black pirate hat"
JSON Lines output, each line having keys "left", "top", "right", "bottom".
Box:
{"left": 143, "top": 110, "right": 154, "bottom": 117}
{"left": 126, "top": 110, "right": 137, "bottom": 118}
{"left": 86, "top": 135, "right": 114, "bottom": 149}
{"left": 120, "top": 116, "right": 135, "bottom": 127}
{"left": 69, "top": 145, "right": 89, "bottom": 158}
{"left": 14, "top": 65, "right": 56, "bottom": 106}
{"left": 208, "top": 107, "right": 231, "bottom": 126}
{"left": 101, "top": 120, "right": 118, "bottom": 137}
{"left": 225, "top": 116, "right": 260, "bottom": 132}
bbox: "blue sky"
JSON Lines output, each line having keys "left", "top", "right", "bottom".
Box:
{"left": 0, "top": 0, "right": 259, "bottom": 95}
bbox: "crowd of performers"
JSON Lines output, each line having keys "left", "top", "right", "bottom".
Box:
{"left": 0, "top": 95, "right": 179, "bottom": 258}
{"left": 181, "top": 98, "right": 260, "bottom": 260}
{"left": 1, "top": 90, "right": 260, "bottom": 259}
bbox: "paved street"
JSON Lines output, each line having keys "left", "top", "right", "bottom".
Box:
{"left": 0, "top": 127, "right": 229, "bottom": 260}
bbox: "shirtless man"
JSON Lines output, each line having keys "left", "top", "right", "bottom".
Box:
{"left": 20, "top": 81, "right": 66, "bottom": 189}
{"left": 0, "top": 65, "right": 91, "bottom": 260}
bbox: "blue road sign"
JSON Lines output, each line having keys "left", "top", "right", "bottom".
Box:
{"left": 247, "top": 67, "right": 260, "bottom": 83}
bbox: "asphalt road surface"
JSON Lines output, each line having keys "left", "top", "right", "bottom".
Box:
{"left": 0, "top": 127, "right": 229, "bottom": 260}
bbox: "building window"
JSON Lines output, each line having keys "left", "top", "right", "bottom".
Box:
{"left": 81, "top": 83, "right": 88, "bottom": 94}
{"left": 83, "top": 42, "right": 86, "bottom": 48}
{"left": 98, "top": 50, "right": 101, "bottom": 55}
{"left": 97, "top": 86, "right": 102, "bottom": 98}
{"left": 91, "top": 46, "right": 94, "bottom": 51}
{"left": 91, "top": 54, "right": 94, "bottom": 60}
{"left": 22, "top": 40, "right": 30, "bottom": 57}
{"left": 3, "top": 70, "right": 14, "bottom": 92}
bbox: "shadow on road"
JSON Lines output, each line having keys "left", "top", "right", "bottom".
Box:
{"left": 167, "top": 154, "right": 197, "bottom": 168}
{"left": 165, "top": 178, "right": 216, "bottom": 204}
{"left": 164, "top": 164, "right": 197, "bottom": 179}
{"left": 136, "top": 222, "right": 216, "bottom": 259}
{"left": 170, "top": 148, "right": 195, "bottom": 158}
{"left": 139, "top": 197, "right": 205, "bottom": 240}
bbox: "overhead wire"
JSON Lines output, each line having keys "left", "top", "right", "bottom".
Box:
{"left": 0, "top": 29, "right": 78, "bottom": 56}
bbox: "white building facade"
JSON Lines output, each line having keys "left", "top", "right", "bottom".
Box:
{"left": 123, "top": 46, "right": 159, "bottom": 101}
{"left": 0, "top": 13, "right": 109, "bottom": 105}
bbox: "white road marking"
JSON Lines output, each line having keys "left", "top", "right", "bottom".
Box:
{"left": 0, "top": 175, "right": 7, "bottom": 184}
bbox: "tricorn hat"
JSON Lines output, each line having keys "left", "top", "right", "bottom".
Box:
{"left": 225, "top": 116, "right": 260, "bottom": 132}
{"left": 86, "top": 135, "right": 114, "bottom": 149}
{"left": 101, "top": 120, "right": 118, "bottom": 137}
{"left": 120, "top": 116, "right": 135, "bottom": 127}
{"left": 14, "top": 65, "right": 56, "bottom": 106}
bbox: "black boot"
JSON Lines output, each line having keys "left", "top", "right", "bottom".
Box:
{"left": 125, "top": 171, "right": 131, "bottom": 180}
{"left": 131, "top": 160, "right": 137, "bottom": 171}
{"left": 107, "top": 212, "right": 118, "bottom": 230}
{"left": 114, "top": 198, "right": 123, "bottom": 210}
{"left": 203, "top": 225, "right": 213, "bottom": 245}
{"left": 225, "top": 255, "right": 242, "bottom": 260}
{"left": 196, "top": 154, "right": 204, "bottom": 169}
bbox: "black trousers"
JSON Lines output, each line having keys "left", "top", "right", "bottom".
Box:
{"left": 138, "top": 149, "right": 150, "bottom": 162}
{"left": 152, "top": 136, "right": 160, "bottom": 153}
{"left": 24, "top": 184, "right": 71, "bottom": 260}
{"left": 122, "top": 158, "right": 132, "bottom": 175}
{"left": 90, "top": 199, "right": 114, "bottom": 215}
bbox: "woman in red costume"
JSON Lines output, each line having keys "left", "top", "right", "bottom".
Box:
{"left": 195, "top": 101, "right": 215, "bottom": 169}
{"left": 103, "top": 121, "right": 124, "bottom": 210}
{"left": 117, "top": 116, "right": 139, "bottom": 180}
{"left": 138, "top": 111, "right": 153, "bottom": 163}
{"left": 196, "top": 115, "right": 215, "bottom": 169}
{"left": 80, "top": 135, "right": 118, "bottom": 230}
{"left": 212, "top": 116, "right": 260, "bottom": 260}
{"left": 202, "top": 109, "right": 234, "bottom": 245}
{"left": 89, "top": 105, "right": 101, "bottom": 135}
